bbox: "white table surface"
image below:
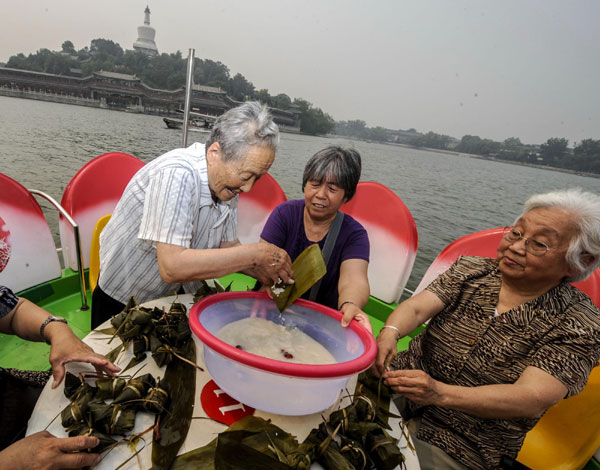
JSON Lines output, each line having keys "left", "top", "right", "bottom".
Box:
{"left": 27, "top": 294, "right": 419, "bottom": 470}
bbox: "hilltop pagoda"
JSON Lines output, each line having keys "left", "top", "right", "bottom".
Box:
{"left": 133, "top": 6, "right": 159, "bottom": 56}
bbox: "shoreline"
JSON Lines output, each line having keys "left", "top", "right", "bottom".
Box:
{"left": 328, "top": 134, "right": 600, "bottom": 179}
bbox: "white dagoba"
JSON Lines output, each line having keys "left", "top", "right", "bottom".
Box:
{"left": 133, "top": 6, "right": 159, "bottom": 56}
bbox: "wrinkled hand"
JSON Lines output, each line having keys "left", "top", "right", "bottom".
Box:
{"left": 372, "top": 328, "right": 398, "bottom": 377}
{"left": 340, "top": 302, "right": 370, "bottom": 330}
{"left": 49, "top": 328, "right": 120, "bottom": 388}
{"left": 383, "top": 369, "right": 442, "bottom": 406}
{"left": 252, "top": 242, "right": 294, "bottom": 286}
{"left": 0, "top": 431, "right": 101, "bottom": 470}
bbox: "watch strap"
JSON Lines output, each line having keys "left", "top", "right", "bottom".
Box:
{"left": 40, "top": 316, "right": 68, "bottom": 344}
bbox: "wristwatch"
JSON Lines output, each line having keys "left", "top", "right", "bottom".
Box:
{"left": 40, "top": 315, "right": 68, "bottom": 344}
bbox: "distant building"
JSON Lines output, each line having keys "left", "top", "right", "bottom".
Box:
{"left": 0, "top": 67, "right": 301, "bottom": 130}
{"left": 133, "top": 6, "right": 159, "bottom": 56}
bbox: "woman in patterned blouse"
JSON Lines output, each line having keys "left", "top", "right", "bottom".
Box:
{"left": 374, "top": 188, "right": 600, "bottom": 470}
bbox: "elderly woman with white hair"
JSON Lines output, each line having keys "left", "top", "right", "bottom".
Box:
{"left": 92, "top": 102, "right": 293, "bottom": 327}
{"left": 374, "top": 188, "right": 600, "bottom": 470}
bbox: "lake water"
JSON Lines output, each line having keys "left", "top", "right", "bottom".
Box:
{"left": 1, "top": 95, "right": 598, "bottom": 292}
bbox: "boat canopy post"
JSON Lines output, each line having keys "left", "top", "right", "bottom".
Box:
{"left": 29, "top": 190, "right": 89, "bottom": 311}
{"left": 182, "top": 48, "right": 195, "bottom": 148}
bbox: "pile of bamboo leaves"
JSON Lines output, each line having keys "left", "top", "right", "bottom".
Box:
{"left": 171, "top": 370, "right": 404, "bottom": 470}
{"left": 60, "top": 371, "right": 169, "bottom": 453}
{"left": 94, "top": 296, "right": 201, "bottom": 470}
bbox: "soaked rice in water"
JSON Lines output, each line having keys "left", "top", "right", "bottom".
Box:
{"left": 217, "top": 317, "right": 335, "bottom": 364}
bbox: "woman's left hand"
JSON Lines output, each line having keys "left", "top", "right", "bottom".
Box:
{"left": 340, "top": 302, "right": 370, "bottom": 329}
{"left": 48, "top": 327, "right": 120, "bottom": 388}
{"left": 383, "top": 369, "right": 442, "bottom": 406}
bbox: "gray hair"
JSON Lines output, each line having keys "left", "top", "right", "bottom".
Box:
{"left": 205, "top": 101, "right": 279, "bottom": 162}
{"left": 521, "top": 188, "right": 600, "bottom": 282}
{"left": 302, "top": 146, "right": 362, "bottom": 201}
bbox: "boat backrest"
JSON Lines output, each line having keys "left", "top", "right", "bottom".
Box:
{"left": 88, "top": 214, "right": 112, "bottom": 294}
{"left": 59, "top": 152, "right": 145, "bottom": 270}
{"left": 341, "top": 182, "right": 418, "bottom": 304}
{"left": 517, "top": 362, "right": 600, "bottom": 470}
{"left": 414, "top": 227, "right": 600, "bottom": 308}
{"left": 237, "top": 173, "right": 287, "bottom": 244}
{"left": 0, "top": 173, "right": 62, "bottom": 292}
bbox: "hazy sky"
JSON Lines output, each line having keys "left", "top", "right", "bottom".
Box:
{"left": 1, "top": 0, "right": 598, "bottom": 145}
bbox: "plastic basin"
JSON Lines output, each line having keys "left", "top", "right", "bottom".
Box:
{"left": 189, "top": 291, "right": 377, "bottom": 415}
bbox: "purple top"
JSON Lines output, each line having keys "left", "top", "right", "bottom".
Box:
{"left": 260, "top": 200, "right": 369, "bottom": 309}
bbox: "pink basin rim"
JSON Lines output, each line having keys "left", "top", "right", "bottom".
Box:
{"left": 189, "top": 291, "right": 377, "bottom": 379}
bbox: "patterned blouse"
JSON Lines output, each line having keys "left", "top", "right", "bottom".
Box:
{"left": 393, "top": 256, "right": 600, "bottom": 470}
{"left": 0, "top": 285, "right": 18, "bottom": 320}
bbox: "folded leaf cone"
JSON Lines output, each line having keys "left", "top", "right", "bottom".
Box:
{"left": 272, "top": 244, "right": 326, "bottom": 312}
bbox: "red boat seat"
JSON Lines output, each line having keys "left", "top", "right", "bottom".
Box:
{"left": 414, "top": 227, "right": 600, "bottom": 470}
{"left": 59, "top": 152, "right": 145, "bottom": 270}
{"left": 0, "top": 173, "right": 62, "bottom": 292}
{"left": 341, "top": 182, "right": 418, "bottom": 304}
{"left": 414, "top": 227, "right": 600, "bottom": 308}
{"left": 237, "top": 173, "right": 286, "bottom": 244}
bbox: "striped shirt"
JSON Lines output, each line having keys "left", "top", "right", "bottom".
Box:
{"left": 98, "top": 143, "right": 238, "bottom": 304}
{"left": 393, "top": 256, "right": 600, "bottom": 470}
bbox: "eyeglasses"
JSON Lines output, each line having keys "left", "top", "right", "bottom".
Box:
{"left": 502, "top": 226, "right": 550, "bottom": 256}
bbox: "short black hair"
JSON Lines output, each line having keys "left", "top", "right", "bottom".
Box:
{"left": 302, "top": 146, "right": 362, "bottom": 201}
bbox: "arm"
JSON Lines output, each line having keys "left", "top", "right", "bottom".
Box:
{"left": 373, "top": 290, "right": 445, "bottom": 376}
{"left": 0, "top": 298, "right": 120, "bottom": 387}
{"left": 383, "top": 365, "right": 567, "bottom": 419}
{"left": 156, "top": 240, "right": 293, "bottom": 286}
{"left": 337, "top": 258, "right": 370, "bottom": 327}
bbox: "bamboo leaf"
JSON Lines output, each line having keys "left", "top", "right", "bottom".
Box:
{"left": 272, "top": 244, "right": 326, "bottom": 312}
{"left": 105, "top": 343, "right": 124, "bottom": 363}
{"left": 95, "top": 327, "right": 117, "bottom": 335}
{"left": 151, "top": 339, "right": 196, "bottom": 470}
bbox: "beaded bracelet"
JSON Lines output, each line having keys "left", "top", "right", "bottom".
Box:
{"left": 338, "top": 300, "right": 356, "bottom": 310}
{"left": 381, "top": 325, "right": 402, "bottom": 340}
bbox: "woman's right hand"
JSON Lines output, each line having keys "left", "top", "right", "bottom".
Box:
{"left": 252, "top": 242, "right": 294, "bottom": 286}
{"left": 373, "top": 328, "right": 398, "bottom": 377}
{"left": 0, "top": 431, "right": 101, "bottom": 470}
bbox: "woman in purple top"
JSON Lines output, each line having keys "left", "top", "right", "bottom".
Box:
{"left": 260, "top": 146, "right": 372, "bottom": 330}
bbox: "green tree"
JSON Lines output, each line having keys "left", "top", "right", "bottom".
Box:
{"left": 271, "top": 93, "right": 292, "bottom": 110}
{"left": 503, "top": 137, "right": 522, "bottom": 149}
{"left": 293, "top": 98, "right": 334, "bottom": 135}
{"left": 6, "top": 53, "right": 29, "bottom": 70}
{"left": 89, "top": 39, "right": 123, "bottom": 59}
{"left": 142, "top": 51, "right": 186, "bottom": 89}
{"left": 254, "top": 89, "right": 272, "bottom": 106}
{"left": 540, "top": 137, "right": 569, "bottom": 163}
{"left": 61, "top": 40, "right": 76, "bottom": 54}
{"left": 410, "top": 131, "right": 453, "bottom": 150}
{"left": 229, "top": 73, "right": 255, "bottom": 101}
{"left": 195, "top": 59, "right": 230, "bottom": 89}
{"left": 366, "top": 126, "right": 389, "bottom": 142}
{"left": 573, "top": 139, "right": 600, "bottom": 173}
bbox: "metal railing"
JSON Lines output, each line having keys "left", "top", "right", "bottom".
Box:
{"left": 181, "top": 48, "right": 195, "bottom": 147}
{"left": 29, "top": 189, "right": 89, "bottom": 310}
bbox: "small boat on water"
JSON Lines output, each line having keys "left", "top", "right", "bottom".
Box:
{"left": 163, "top": 110, "right": 216, "bottom": 132}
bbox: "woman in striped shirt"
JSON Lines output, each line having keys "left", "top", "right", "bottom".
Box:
{"left": 92, "top": 102, "right": 293, "bottom": 327}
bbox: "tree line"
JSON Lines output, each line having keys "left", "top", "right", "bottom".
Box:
{"left": 6, "top": 39, "right": 335, "bottom": 136}
{"left": 336, "top": 123, "right": 599, "bottom": 175}
{"left": 454, "top": 135, "right": 599, "bottom": 174}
